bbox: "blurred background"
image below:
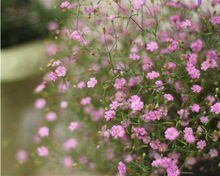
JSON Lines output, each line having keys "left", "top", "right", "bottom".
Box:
{"left": 1, "top": 0, "right": 61, "bottom": 175}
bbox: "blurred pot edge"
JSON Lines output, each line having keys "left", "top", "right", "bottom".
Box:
{"left": 1, "top": 39, "right": 48, "bottom": 82}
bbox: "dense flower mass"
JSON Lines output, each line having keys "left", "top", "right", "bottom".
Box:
{"left": 20, "top": 1, "right": 220, "bottom": 176}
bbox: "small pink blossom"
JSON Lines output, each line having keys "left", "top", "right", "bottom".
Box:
{"left": 68, "top": 122, "right": 80, "bottom": 131}
{"left": 63, "top": 138, "right": 78, "bottom": 151}
{"left": 201, "top": 61, "right": 211, "bottom": 71}
{"left": 190, "top": 39, "right": 203, "bottom": 52}
{"left": 133, "top": 0, "right": 145, "bottom": 10}
{"left": 60, "top": 101, "right": 68, "bottom": 108}
{"left": 77, "top": 81, "right": 86, "bottom": 89}
{"left": 146, "top": 41, "right": 158, "bottom": 52}
{"left": 129, "top": 53, "right": 140, "bottom": 60}
{"left": 121, "top": 119, "right": 131, "bottom": 128}
{"left": 114, "top": 78, "right": 127, "bottom": 90}
{"left": 196, "top": 140, "right": 206, "bottom": 150}
{"left": 35, "top": 81, "right": 46, "bottom": 93}
{"left": 146, "top": 71, "right": 159, "bottom": 79}
{"left": 108, "top": 15, "right": 115, "bottom": 21}
{"left": 163, "top": 94, "right": 174, "bottom": 101}
{"left": 49, "top": 71, "right": 57, "bottom": 82}
{"left": 130, "top": 95, "right": 144, "bottom": 111}
{"left": 111, "top": 125, "right": 125, "bottom": 139}
{"left": 35, "top": 98, "right": 46, "bottom": 109}
{"left": 181, "top": 19, "right": 191, "bottom": 28}
{"left": 52, "top": 60, "right": 61, "bottom": 67}
{"left": 191, "top": 104, "right": 200, "bottom": 112}
{"left": 110, "top": 101, "right": 120, "bottom": 110}
{"left": 191, "top": 85, "right": 201, "bottom": 93}
{"left": 210, "top": 16, "right": 220, "bottom": 25}
{"left": 46, "top": 111, "right": 57, "bottom": 121}
{"left": 118, "top": 161, "right": 126, "bottom": 175}
{"left": 37, "top": 146, "right": 49, "bottom": 157}
{"left": 207, "top": 95, "right": 215, "bottom": 103}
{"left": 87, "top": 77, "right": 98, "bottom": 88}
{"left": 55, "top": 66, "right": 66, "bottom": 77}
{"left": 104, "top": 110, "right": 115, "bottom": 121}
{"left": 209, "top": 149, "right": 218, "bottom": 158}
{"left": 183, "top": 127, "right": 195, "bottom": 143}
{"left": 47, "top": 21, "right": 58, "bottom": 31}
{"left": 200, "top": 116, "right": 208, "bottom": 123}
{"left": 164, "top": 127, "right": 179, "bottom": 141}
{"left": 81, "top": 97, "right": 91, "bottom": 105}
{"left": 210, "top": 102, "right": 220, "bottom": 114}
{"left": 38, "top": 127, "right": 49, "bottom": 138}
{"left": 63, "top": 156, "right": 74, "bottom": 168}
{"left": 60, "top": 1, "right": 70, "bottom": 8}
{"left": 16, "top": 149, "right": 28, "bottom": 163}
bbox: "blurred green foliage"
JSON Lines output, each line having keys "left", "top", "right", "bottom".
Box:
{"left": 1, "top": 0, "right": 66, "bottom": 48}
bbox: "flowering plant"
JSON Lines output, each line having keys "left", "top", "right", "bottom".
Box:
{"left": 16, "top": 0, "right": 220, "bottom": 176}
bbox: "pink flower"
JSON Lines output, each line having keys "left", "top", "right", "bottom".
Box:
{"left": 104, "top": 110, "right": 115, "bottom": 121}
{"left": 210, "top": 16, "right": 220, "bottom": 25}
{"left": 164, "top": 127, "right": 179, "bottom": 141}
{"left": 133, "top": 0, "right": 145, "bottom": 10}
{"left": 210, "top": 102, "right": 220, "bottom": 114}
{"left": 146, "top": 41, "right": 158, "bottom": 52}
{"left": 118, "top": 161, "right": 126, "bottom": 175}
{"left": 200, "top": 116, "right": 208, "bottom": 123}
{"left": 207, "top": 95, "right": 215, "bottom": 103}
{"left": 46, "top": 111, "right": 57, "bottom": 122}
{"left": 114, "top": 78, "right": 127, "bottom": 90}
{"left": 209, "top": 149, "right": 218, "bottom": 158}
{"left": 163, "top": 62, "right": 176, "bottom": 70}
{"left": 35, "top": 81, "right": 46, "bottom": 93}
{"left": 47, "top": 21, "right": 58, "bottom": 31}
{"left": 38, "top": 127, "right": 49, "bottom": 138}
{"left": 191, "top": 85, "right": 201, "bottom": 93}
{"left": 181, "top": 19, "right": 191, "bottom": 28}
{"left": 81, "top": 97, "right": 91, "bottom": 105}
{"left": 217, "top": 121, "right": 220, "bottom": 130}
{"left": 184, "top": 134, "right": 195, "bottom": 143}
{"left": 16, "top": 149, "right": 28, "bottom": 163}
{"left": 110, "top": 101, "right": 120, "bottom": 110}
{"left": 196, "top": 140, "right": 206, "bottom": 150}
{"left": 37, "top": 146, "right": 49, "bottom": 157}
{"left": 146, "top": 71, "right": 159, "bottom": 79}
{"left": 129, "top": 53, "right": 140, "bottom": 60}
{"left": 108, "top": 15, "right": 115, "bottom": 21}
{"left": 206, "top": 50, "right": 218, "bottom": 60}
{"left": 190, "top": 39, "right": 203, "bottom": 52}
{"left": 60, "top": 1, "right": 70, "bottom": 8}
{"left": 68, "top": 122, "right": 80, "bottom": 131}
{"left": 34, "top": 98, "right": 46, "bottom": 109}
{"left": 183, "top": 127, "right": 195, "bottom": 143}
{"left": 60, "top": 101, "right": 68, "bottom": 108}
{"left": 191, "top": 104, "right": 200, "bottom": 112}
{"left": 55, "top": 66, "right": 66, "bottom": 77}
{"left": 130, "top": 95, "right": 144, "bottom": 111}
{"left": 87, "top": 77, "right": 97, "bottom": 88}
{"left": 128, "top": 76, "right": 141, "bottom": 87}
{"left": 63, "top": 156, "right": 74, "bottom": 168}
{"left": 201, "top": 61, "right": 211, "bottom": 71}
{"left": 154, "top": 80, "right": 164, "bottom": 91}
{"left": 111, "top": 125, "right": 125, "bottom": 139}
{"left": 63, "top": 138, "right": 78, "bottom": 151}
{"left": 121, "top": 119, "right": 131, "bottom": 128}
{"left": 187, "top": 66, "right": 200, "bottom": 79}
{"left": 52, "top": 60, "right": 61, "bottom": 67}
{"left": 49, "top": 71, "right": 57, "bottom": 82}
{"left": 77, "top": 81, "right": 86, "bottom": 89}
{"left": 163, "top": 94, "right": 174, "bottom": 101}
